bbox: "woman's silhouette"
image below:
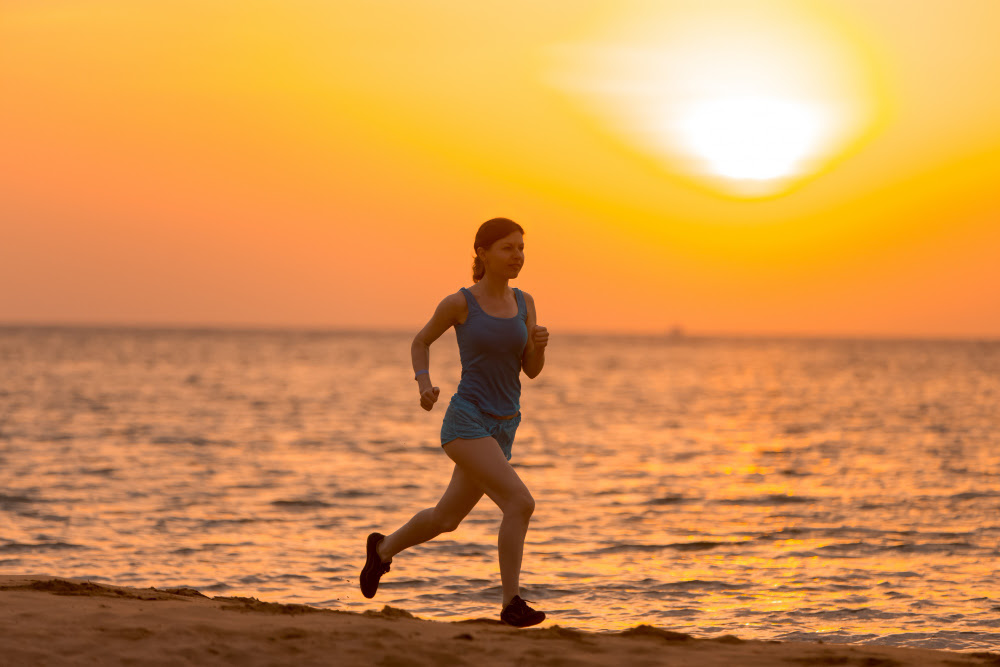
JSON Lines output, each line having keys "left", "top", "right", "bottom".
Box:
{"left": 360, "top": 217, "right": 549, "bottom": 627}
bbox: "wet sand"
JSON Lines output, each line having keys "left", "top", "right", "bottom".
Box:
{"left": 1, "top": 575, "right": 997, "bottom": 666}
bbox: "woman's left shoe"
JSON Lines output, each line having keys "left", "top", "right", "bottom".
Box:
{"left": 500, "top": 595, "right": 546, "bottom": 627}
{"left": 360, "top": 532, "right": 392, "bottom": 599}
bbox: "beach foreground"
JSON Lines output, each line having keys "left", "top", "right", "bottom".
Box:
{"left": 1, "top": 576, "right": 997, "bottom": 666}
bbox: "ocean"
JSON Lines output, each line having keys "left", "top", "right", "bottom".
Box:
{"left": 1, "top": 326, "right": 998, "bottom": 651}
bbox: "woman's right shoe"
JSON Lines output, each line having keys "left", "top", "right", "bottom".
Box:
{"left": 500, "top": 595, "right": 546, "bottom": 627}
{"left": 360, "top": 532, "right": 392, "bottom": 599}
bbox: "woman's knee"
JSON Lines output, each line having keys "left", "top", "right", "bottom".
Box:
{"left": 430, "top": 507, "right": 463, "bottom": 533}
{"left": 503, "top": 494, "right": 535, "bottom": 519}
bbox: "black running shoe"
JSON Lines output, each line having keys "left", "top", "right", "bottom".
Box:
{"left": 360, "top": 532, "right": 392, "bottom": 599}
{"left": 500, "top": 595, "right": 546, "bottom": 627}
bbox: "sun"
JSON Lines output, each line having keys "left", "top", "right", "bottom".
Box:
{"left": 675, "top": 96, "right": 828, "bottom": 181}
{"left": 546, "top": 1, "right": 883, "bottom": 198}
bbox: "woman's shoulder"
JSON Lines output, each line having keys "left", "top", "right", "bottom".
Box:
{"left": 440, "top": 290, "right": 470, "bottom": 309}
{"left": 437, "top": 289, "right": 471, "bottom": 325}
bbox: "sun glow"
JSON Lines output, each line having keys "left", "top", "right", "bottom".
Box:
{"left": 546, "top": 1, "right": 884, "bottom": 198}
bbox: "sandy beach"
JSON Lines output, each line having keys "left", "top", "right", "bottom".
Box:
{"left": 1, "top": 575, "right": 996, "bottom": 666}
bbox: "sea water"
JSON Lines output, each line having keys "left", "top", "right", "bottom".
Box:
{"left": 1, "top": 326, "right": 998, "bottom": 651}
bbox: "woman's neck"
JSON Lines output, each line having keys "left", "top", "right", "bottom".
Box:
{"left": 476, "top": 274, "right": 509, "bottom": 299}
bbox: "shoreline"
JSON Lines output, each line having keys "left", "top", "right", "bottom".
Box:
{"left": 1, "top": 575, "right": 996, "bottom": 666}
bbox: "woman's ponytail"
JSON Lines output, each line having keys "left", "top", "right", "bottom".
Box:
{"left": 472, "top": 256, "right": 486, "bottom": 282}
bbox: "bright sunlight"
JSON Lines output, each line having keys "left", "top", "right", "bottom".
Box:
{"left": 546, "top": 1, "right": 884, "bottom": 199}
{"left": 675, "top": 96, "right": 827, "bottom": 181}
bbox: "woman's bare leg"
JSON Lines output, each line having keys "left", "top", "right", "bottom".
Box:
{"left": 377, "top": 462, "right": 486, "bottom": 561}
{"left": 441, "top": 436, "right": 535, "bottom": 608}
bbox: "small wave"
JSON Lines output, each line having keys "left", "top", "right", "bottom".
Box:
{"left": 718, "top": 494, "right": 817, "bottom": 506}
{"left": 858, "top": 502, "right": 889, "bottom": 509}
{"left": 271, "top": 499, "right": 333, "bottom": 509}
{"left": 789, "top": 540, "right": 989, "bottom": 558}
{"left": 80, "top": 467, "right": 117, "bottom": 476}
{"left": 150, "top": 436, "right": 234, "bottom": 447}
{"left": 889, "top": 541, "right": 985, "bottom": 554}
{"left": 883, "top": 590, "right": 914, "bottom": 599}
{"left": 753, "top": 526, "right": 812, "bottom": 540}
{"left": 654, "top": 607, "right": 703, "bottom": 618}
{"left": 290, "top": 438, "right": 327, "bottom": 447}
{"left": 170, "top": 542, "right": 256, "bottom": 554}
{"left": 951, "top": 490, "right": 1000, "bottom": 501}
{"left": 785, "top": 541, "right": 886, "bottom": 558}
{"left": 868, "top": 631, "right": 1000, "bottom": 651}
{"left": 647, "top": 495, "right": 686, "bottom": 505}
{"left": 773, "top": 630, "right": 878, "bottom": 644}
{"left": 151, "top": 436, "right": 188, "bottom": 444}
{"left": 332, "top": 489, "right": 375, "bottom": 498}
{"left": 823, "top": 539, "right": 892, "bottom": 551}
{"left": 583, "top": 541, "right": 747, "bottom": 555}
{"left": 581, "top": 543, "right": 660, "bottom": 555}
{"left": 199, "top": 518, "right": 267, "bottom": 528}
{"left": 655, "top": 579, "right": 751, "bottom": 592}
{"left": 31, "top": 433, "right": 74, "bottom": 442}
{"left": 782, "top": 423, "right": 819, "bottom": 435}
{"left": 776, "top": 629, "right": 1000, "bottom": 651}
{"left": 802, "top": 608, "right": 909, "bottom": 621}
{"left": 0, "top": 493, "right": 42, "bottom": 509}
{"left": 893, "top": 529, "right": 976, "bottom": 540}
{"left": 665, "top": 541, "right": 742, "bottom": 552}
{"left": 0, "top": 541, "right": 87, "bottom": 553}
{"left": 766, "top": 585, "right": 826, "bottom": 593}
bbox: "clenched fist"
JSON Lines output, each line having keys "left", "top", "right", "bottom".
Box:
{"left": 531, "top": 324, "right": 549, "bottom": 351}
{"left": 420, "top": 385, "right": 440, "bottom": 411}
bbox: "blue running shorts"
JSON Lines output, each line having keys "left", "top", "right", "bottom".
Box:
{"left": 440, "top": 393, "right": 522, "bottom": 461}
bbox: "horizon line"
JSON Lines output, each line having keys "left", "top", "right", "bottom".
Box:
{"left": 0, "top": 320, "right": 997, "bottom": 343}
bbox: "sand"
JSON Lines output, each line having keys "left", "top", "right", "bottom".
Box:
{"left": 1, "top": 575, "right": 997, "bottom": 666}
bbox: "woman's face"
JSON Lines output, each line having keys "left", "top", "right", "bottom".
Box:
{"left": 479, "top": 231, "right": 524, "bottom": 280}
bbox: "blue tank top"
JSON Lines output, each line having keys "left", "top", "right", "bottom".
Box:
{"left": 455, "top": 286, "right": 528, "bottom": 416}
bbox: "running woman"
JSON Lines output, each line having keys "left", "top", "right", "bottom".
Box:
{"left": 360, "top": 217, "right": 549, "bottom": 628}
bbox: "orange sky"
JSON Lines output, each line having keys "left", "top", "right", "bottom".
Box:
{"left": 1, "top": 0, "right": 998, "bottom": 337}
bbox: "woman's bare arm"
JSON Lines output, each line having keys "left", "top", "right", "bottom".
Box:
{"left": 521, "top": 291, "right": 547, "bottom": 379}
{"left": 412, "top": 292, "right": 466, "bottom": 410}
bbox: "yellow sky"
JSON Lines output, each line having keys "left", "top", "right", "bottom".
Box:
{"left": 1, "top": 0, "right": 998, "bottom": 337}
